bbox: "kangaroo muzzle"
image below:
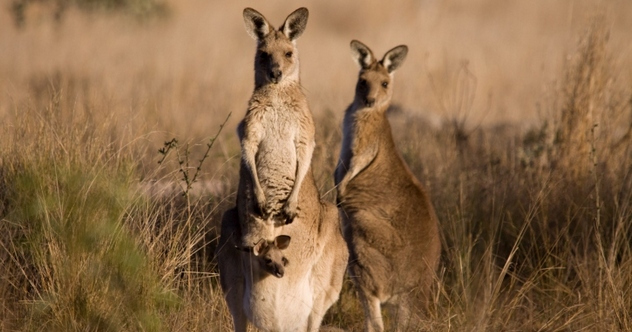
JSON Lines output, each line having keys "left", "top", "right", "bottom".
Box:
{"left": 269, "top": 67, "right": 282, "bottom": 83}
{"left": 364, "top": 97, "right": 375, "bottom": 107}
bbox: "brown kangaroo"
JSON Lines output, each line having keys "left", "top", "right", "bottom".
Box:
{"left": 334, "top": 40, "right": 442, "bottom": 332}
{"left": 215, "top": 7, "right": 349, "bottom": 332}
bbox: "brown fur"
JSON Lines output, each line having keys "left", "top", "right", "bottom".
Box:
{"left": 216, "top": 8, "right": 349, "bottom": 332}
{"left": 334, "top": 40, "right": 442, "bottom": 332}
{"left": 252, "top": 235, "right": 291, "bottom": 279}
{"left": 216, "top": 175, "right": 348, "bottom": 331}
{"left": 237, "top": 6, "right": 314, "bottom": 232}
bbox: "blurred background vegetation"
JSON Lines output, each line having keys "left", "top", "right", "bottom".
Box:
{"left": 10, "top": 0, "right": 169, "bottom": 27}
{"left": 1, "top": 0, "right": 631, "bottom": 330}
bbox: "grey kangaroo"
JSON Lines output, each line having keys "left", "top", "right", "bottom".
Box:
{"left": 237, "top": 6, "right": 315, "bottom": 228}
{"left": 335, "top": 40, "right": 442, "bottom": 332}
{"left": 216, "top": 7, "right": 348, "bottom": 332}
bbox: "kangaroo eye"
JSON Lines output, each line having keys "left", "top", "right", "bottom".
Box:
{"left": 265, "top": 258, "right": 272, "bottom": 264}
{"left": 359, "top": 79, "right": 367, "bottom": 88}
{"left": 285, "top": 51, "right": 293, "bottom": 58}
{"left": 381, "top": 81, "right": 389, "bottom": 88}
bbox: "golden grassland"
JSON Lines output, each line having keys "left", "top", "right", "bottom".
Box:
{"left": 1, "top": 0, "right": 632, "bottom": 330}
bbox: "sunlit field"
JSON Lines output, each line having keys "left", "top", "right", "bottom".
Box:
{"left": 1, "top": 0, "right": 632, "bottom": 330}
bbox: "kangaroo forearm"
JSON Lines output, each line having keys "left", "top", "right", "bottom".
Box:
{"left": 242, "top": 144, "right": 263, "bottom": 194}
{"left": 289, "top": 141, "right": 314, "bottom": 200}
{"left": 338, "top": 148, "right": 377, "bottom": 197}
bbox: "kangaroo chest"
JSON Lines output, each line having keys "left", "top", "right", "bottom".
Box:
{"left": 339, "top": 110, "right": 393, "bottom": 178}
{"left": 255, "top": 106, "right": 299, "bottom": 186}
{"left": 245, "top": 91, "right": 310, "bottom": 197}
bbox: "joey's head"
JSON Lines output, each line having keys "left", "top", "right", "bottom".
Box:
{"left": 243, "top": 7, "right": 309, "bottom": 88}
{"left": 350, "top": 40, "right": 408, "bottom": 109}
{"left": 253, "top": 235, "right": 291, "bottom": 278}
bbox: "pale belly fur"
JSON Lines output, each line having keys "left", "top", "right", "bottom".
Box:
{"left": 244, "top": 275, "right": 313, "bottom": 331}
{"left": 256, "top": 136, "right": 297, "bottom": 208}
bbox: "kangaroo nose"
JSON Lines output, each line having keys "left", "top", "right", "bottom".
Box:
{"left": 364, "top": 98, "right": 375, "bottom": 107}
{"left": 269, "top": 69, "right": 282, "bottom": 83}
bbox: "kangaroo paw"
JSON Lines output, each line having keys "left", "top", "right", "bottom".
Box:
{"left": 282, "top": 202, "right": 298, "bottom": 224}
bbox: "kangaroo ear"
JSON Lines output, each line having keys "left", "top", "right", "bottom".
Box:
{"left": 382, "top": 45, "right": 408, "bottom": 74}
{"left": 252, "top": 239, "right": 267, "bottom": 256}
{"left": 275, "top": 235, "right": 291, "bottom": 250}
{"left": 243, "top": 7, "right": 272, "bottom": 41}
{"left": 350, "top": 40, "right": 375, "bottom": 69}
{"left": 280, "top": 7, "right": 309, "bottom": 41}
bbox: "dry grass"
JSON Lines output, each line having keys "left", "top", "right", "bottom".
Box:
{"left": 1, "top": 0, "right": 632, "bottom": 331}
